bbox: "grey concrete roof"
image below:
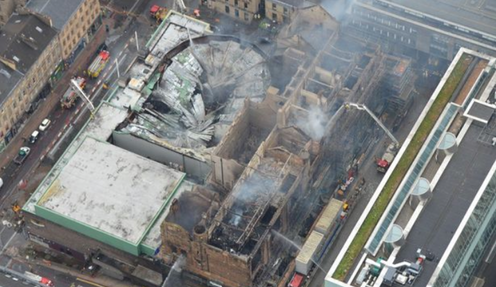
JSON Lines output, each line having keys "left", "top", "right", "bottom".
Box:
{"left": 467, "top": 100, "right": 495, "bottom": 123}
{"left": 38, "top": 137, "right": 185, "bottom": 244}
{"left": 478, "top": 237, "right": 496, "bottom": 287}
{"left": 374, "top": 0, "right": 496, "bottom": 37}
{"left": 26, "top": 0, "right": 83, "bottom": 31}
{"left": 0, "top": 14, "right": 57, "bottom": 107}
{"left": 0, "top": 14, "right": 57, "bottom": 74}
{"left": 0, "top": 63, "right": 23, "bottom": 108}
{"left": 394, "top": 124, "right": 496, "bottom": 287}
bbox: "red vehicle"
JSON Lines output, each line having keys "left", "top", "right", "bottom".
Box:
{"left": 150, "top": 4, "right": 167, "bottom": 22}
{"left": 61, "top": 77, "right": 86, "bottom": 109}
{"left": 24, "top": 271, "right": 54, "bottom": 287}
{"left": 150, "top": 4, "right": 160, "bottom": 17}
{"left": 87, "top": 50, "right": 110, "bottom": 79}
{"left": 376, "top": 143, "right": 397, "bottom": 173}
{"left": 288, "top": 273, "right": 304, "bottom": 287}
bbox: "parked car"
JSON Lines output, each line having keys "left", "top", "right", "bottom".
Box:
{"left": 13, "top": 147, "right": 30, "bottom": 165}
{"left": 29, "top": 130, "right": 39, "bottom": 144}
{"left": 39, "top": 118, "right": 51, "bottom": 131}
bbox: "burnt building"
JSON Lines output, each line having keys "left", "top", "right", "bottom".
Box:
{"left": 23, "top": 7, "right": 418, "bottom": 287}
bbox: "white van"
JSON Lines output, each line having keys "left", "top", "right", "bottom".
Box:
{"left": 29, "top": 130, "right": 39, "bottom": 144}
{"left": 0, "top": 178, "right": 3, "bottom": 189}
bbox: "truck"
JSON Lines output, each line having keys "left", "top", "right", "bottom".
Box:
{"left": 288, "top": 273, "right": 304, "bottom": 287}
{"left": 61, "top": 77, "right": 86, "bottom": 109}
{"left": 150, "top": 4, "right": 160, "bottom": 17}
{"left": 87, "top": 50, "right": 110, "bottom": 79}
{"left": 150, "top": 5, "right": 167, "bottom": 22}
{"left": 377, "top": 143, "right": 398, "bottom": 173}
{"left": 14, "top": 147, "right": 30, "bottom": 165}
{"left": 24, "top": 271, "right": 54, "bottom": 286}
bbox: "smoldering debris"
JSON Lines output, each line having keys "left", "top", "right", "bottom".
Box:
{"left": 209, "top": 168, "right": 281, "bottom": 253}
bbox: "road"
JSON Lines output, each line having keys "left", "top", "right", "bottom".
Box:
{"left": 0, "top": 261, "right": 97, "bottom": 287}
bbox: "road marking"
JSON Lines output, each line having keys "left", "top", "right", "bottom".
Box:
{"left": 48, "top": 125, "right": 74, "bottom": 159}
{"left": 1, "top": 233, "right": 16, "bottom": 253}
{"left": 128, "top": 0, "right": 141, "bottom": 14}
{"left": 73, "top": 105, "right": 89, "bottom": 124}
{"left": 76, "top": 278, "right": 107, "bottom": 287}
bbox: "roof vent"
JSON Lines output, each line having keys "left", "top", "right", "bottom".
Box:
{"left": 13, "top": 56, "right": 20, "bottom": 62}
{"left": 0, "top": 69, "right": 11, "bottom": 79}
{"left": 20, "top": 34, "right": 38, "bottom": 50}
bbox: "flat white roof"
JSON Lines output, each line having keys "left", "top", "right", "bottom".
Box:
{"left": 24, "top": 102, "right": 130, "bottom": 213}
{"left": 464, "top": 99, "right": 496, "bottom": 124}
{"left": 38, "top": 137, "right": 185, "bottom": 244}
{"left": 314, "top": 199, "right": 342, "bottom": 234}
{"left": 297, "top": 231, "right": 324, "bottom": 264}
{"left": 142, "top": 180, "right": 194, "bottom": 247}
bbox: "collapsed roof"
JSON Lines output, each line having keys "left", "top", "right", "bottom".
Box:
{"left": 123, "top": 40, "right": 271, "bottom": 150}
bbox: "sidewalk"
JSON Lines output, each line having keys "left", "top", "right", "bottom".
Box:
{"left": 0, "top": 19, "right": 110, "bottom": 173}
{"left": 12, "top": 257, "right": 138, "bottom": 287}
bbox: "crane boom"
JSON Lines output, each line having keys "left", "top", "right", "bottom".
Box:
{"left": 345, "top": 102, "right": 399, "bottom": 146}
{"left": 70, "top": 79, "right": 95, "bottom": 113}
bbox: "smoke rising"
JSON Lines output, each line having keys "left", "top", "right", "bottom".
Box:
{"left": 318, "top": 0, "right": 355, "bottom": 21}
{"left": 163, "top": 255, "right": 186, "bottom": 287}
{"left": 297, "top": 106, "right": 329, "bottom": 140}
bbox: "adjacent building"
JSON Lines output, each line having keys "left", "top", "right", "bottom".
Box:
{"left": 25, "top": 0, "right": 102, "bottom": 63}
{"left": 0, "top": 14, "right": 60, "bottom": 150}
{"left": 0, "top": 0, "right": 102, "bottom": 152}
{"left": 205, "top": 0, "right": 318, "bottom": 23}
{"left": 0, "top": 0, "right": 26, "bottom": 26}
{"left": 265, "top": 0, "right": 315, "bottom": 23}
{"left": 342, "top": 0, "right": 496, "bottom": 60}
{"left": 205, "top": 0, "right": 262, "bottom": 22}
